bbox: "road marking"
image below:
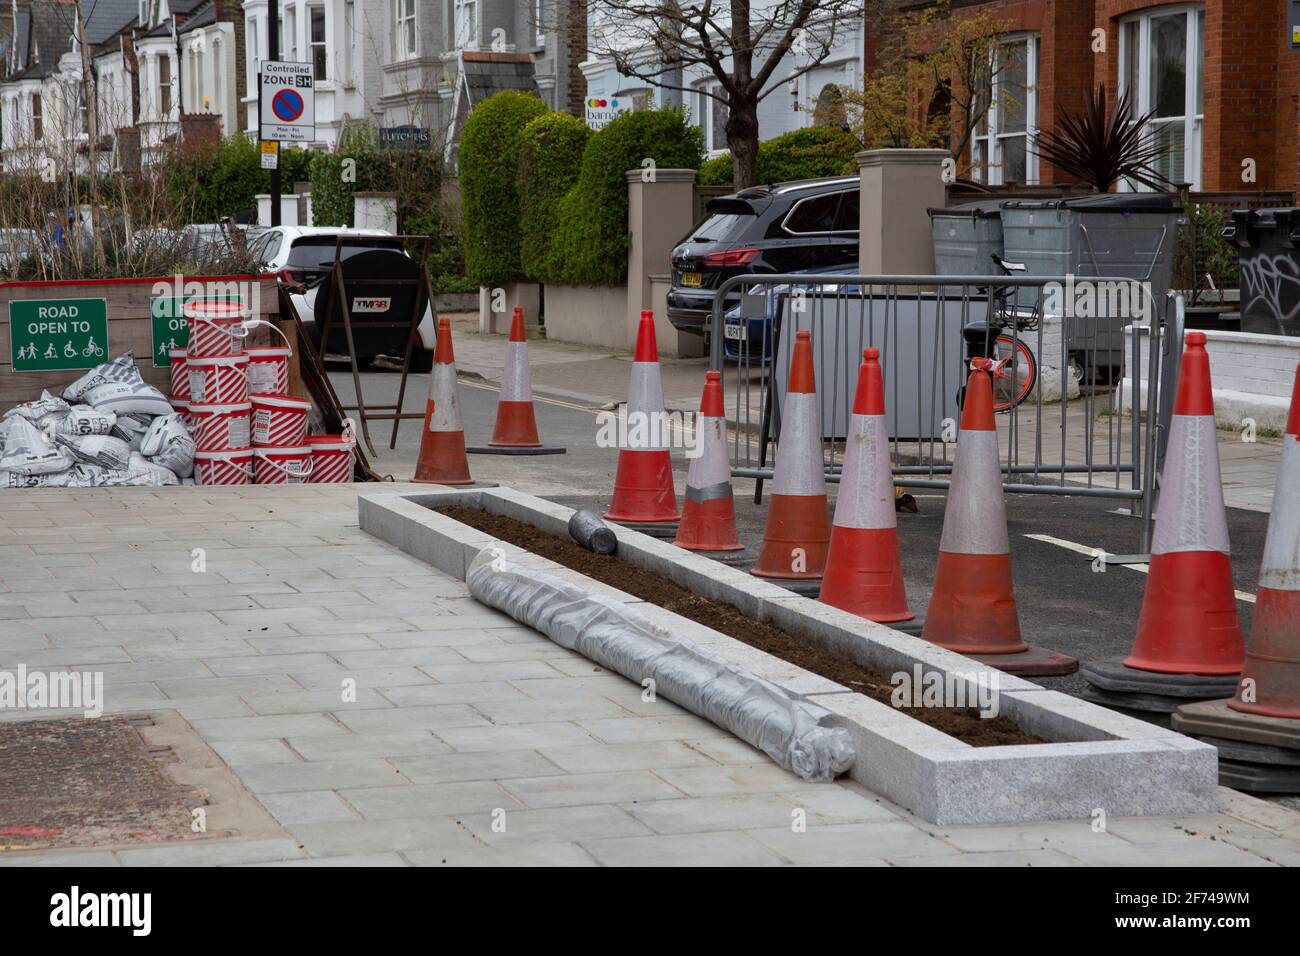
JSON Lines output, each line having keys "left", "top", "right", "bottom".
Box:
{"left": 1024, "top": 532, "right": 1257, "bottom": 604}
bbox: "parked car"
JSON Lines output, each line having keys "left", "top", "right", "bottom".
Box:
{"left": 720, "top": 265, "right": 863, "bottom": 363}
{"left": 667, "top": 176, "right": 860, "bottom": 336}
{"left": 250, "top": 226, "right": 436, "bottom": 371}
{"left": 0, "top": 228, "right": 44, "bottom": 271}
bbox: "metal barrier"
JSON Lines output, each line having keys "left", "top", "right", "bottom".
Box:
{"left": 708, "top": 273, "right": 1182, "bottom": 553}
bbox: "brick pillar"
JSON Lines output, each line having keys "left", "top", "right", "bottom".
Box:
{"left": 214, "top": 0, "right": 248, "bottom": 104}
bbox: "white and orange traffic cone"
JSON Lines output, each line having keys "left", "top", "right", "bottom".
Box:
{"left": 674, "top": 370, "right": 743, "bottom": 553}
{"left": 605, "top": 310, "right": 680, "bottom": 527}
{"left": 922, "top": 360, "right": 1076, "bottom": 676}
{"left": 1125, "top": 331, "right": 1244, "bottom": 676}
{"left": 413, "top": 317, "right": 473, "bottom": 485}
{"left": 819, "top": 348, "right": 913, "bottom": 622}
{"left": 752, "top": 329, "right": 830, "bottom": 584}
{"left": 468, "top": 307, "right": 565, "bottom": 457}
{"left": 1230, "top": 360, "right": 1300, "bottom": 718}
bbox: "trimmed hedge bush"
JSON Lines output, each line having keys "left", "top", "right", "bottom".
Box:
{"left": 309, "top": 127, "right": 379, "bottom": 227}
{"left": 459, "top": 91, "right": 550, "bottom": 287}
{"left": 517, "top": 112, "right": 592, "bottom": 284}
{"left": 686, "top": 127, "right": 863, "bottom": 189}
{"left": 550, "top": 108, "right": 704, "bottom": 286}
{"left": 166, "top": 135, "right": 311, "bottom": 222}
{"left": 696, "top": 153, "right": 733, "bottom": 186}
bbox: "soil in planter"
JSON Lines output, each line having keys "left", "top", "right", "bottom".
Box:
{"left": 437, "top": 506, "right": 1044, "bottom": 748}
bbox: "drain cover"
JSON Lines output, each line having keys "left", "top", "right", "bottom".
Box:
{"left": 0, "top": 716, "right": 205, "bottom": 851}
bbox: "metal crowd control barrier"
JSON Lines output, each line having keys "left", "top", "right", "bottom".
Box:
{"left": 708, "top": 273, "right": 1181, "bottom": 554}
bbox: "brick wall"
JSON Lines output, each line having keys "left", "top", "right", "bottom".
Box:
{"left": 869, "top": 1, "right": 1300, "bottom": 195}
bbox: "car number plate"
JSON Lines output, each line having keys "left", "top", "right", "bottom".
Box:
{"left": 681, "top": 272, "right": 703, "bottom": 287}
{"left": 723, "top": 323, "right": 746, "bottom": 341}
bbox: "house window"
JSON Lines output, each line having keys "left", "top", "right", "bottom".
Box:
{"left": 696, "top": 83, "right": 727, "bottom": 155}
{"left": 971, "top": 34, "right": 1038, "bottom": 185}
{"left": 533, "top": 0, "right": 545, "bottom": 46}
{"left": 159, "top": 55, "right": 172, "bottom": 115}
{"left": 212, "top": 37, "right": 223, "bottom": 113}
{"left": 344, "top": 0, "right": 356, "bottom": 84}
{"left": 395, "top": 0, "right": 417, "bottom": 60}
{"left": 309, "top": 7, "right": 327, "bottom": 79}
{"left": 285, "top": 8, "right": 298, "bottom": 61}
{"left": 455, "top": 0, "right": 478, "bottom": 49}
{"left": 1119, "top": 5, "right": 1204, "bottom": 190}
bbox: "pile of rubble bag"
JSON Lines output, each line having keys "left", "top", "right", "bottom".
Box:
{"left": 0, "top": 353, "right": 197, "bottom": 488}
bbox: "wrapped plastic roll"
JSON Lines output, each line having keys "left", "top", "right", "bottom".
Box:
{"left": 567, "top": 509, "right": 618, "bottom": 555}
{"left": 466, "top": 546, "right": 855, "bottom": 782}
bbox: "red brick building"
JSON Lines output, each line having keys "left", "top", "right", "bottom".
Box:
{"left": 869, "top": 1, "right": 1300, "bottom": 195}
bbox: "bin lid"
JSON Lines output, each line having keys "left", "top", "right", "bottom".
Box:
{"left": 1001, "top": 193, "right": 1181, "bottom": 214}
{"left": 927, "top": 199, "right": 1003, "bottom": 219}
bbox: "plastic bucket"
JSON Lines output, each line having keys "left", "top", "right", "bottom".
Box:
{"left": 169, "top": 349, "right": 189, "bottom": 399}
{"left": 187, "top": 354, "right": 249, "bottom": 405}
{"left": 253, "top": 444, "right": 313, "bottom": 485}
{"left": 190, "top": 401, "right": 251, "bottom": 452}
{"left": 245, "top": 346, "right": 292, "bottom": 396}
{"left": 194, "top": 448, "right": 253, "bottom": 485}
{"left": 185, "top": 299, "right": 248, "bottom": 358}
{"left": 306, "top": 434, "right": 355, "bottom": 483}
{"left": 170, "top": 395, "right": 191, "bottom": 429}
{"left": 251, "top": 393, "right": 310, "bottom": 447}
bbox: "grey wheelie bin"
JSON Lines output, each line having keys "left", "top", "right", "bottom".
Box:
{"left": 1223, "top": 207, "right": 1300, "bottom": 336}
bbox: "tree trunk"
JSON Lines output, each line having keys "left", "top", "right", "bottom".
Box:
{"left": 727, "top": 98, "right": 760, "bottom": 189}
{"left": 76, "top": 1, "right": 106, "bottom": 271}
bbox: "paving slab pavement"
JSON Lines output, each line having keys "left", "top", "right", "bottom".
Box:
{"left": 3, "top": 483, "right": 1300, "bottom": 865}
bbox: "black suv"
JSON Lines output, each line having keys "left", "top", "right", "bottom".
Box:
{"left": 667, "top": 176, "right": 860, "bottom": 335}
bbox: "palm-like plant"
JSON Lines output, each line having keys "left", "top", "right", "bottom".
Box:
{"left": 1031, "top": 83, "right": 1176, "bottom": 192}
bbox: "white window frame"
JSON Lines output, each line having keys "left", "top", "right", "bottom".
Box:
{"left": 533, "top": 0, "right": 545, "bottom": 47}
{"left": 285, "top": 7, "right": 298, "bottom": 62}
{"left": 970, "top": 32, "right": 1038, "bottom": 186}
{"left": 454, "top": 0, "right": 479, "bottom": 50}
{"left": 344, "top": 0, "right": 356, "bottom": 86}
{"left": 1117, "top": 4, "right": 1204, "bottom": 191}
{"left": 395, "top": 0, "right": 418, "bottom": 61}
{"left": 308, "top": 4, "right": 327, "bottom": 80}
{"left": 695, "top": 82, "right": 726, "bottom": 156}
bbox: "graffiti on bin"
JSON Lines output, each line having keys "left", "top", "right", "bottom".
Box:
{"left": 1239, "top": 253, "right": 1300, "bottom": 333}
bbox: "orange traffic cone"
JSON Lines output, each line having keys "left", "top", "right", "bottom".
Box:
{"left": 468, "top": 307, "right": 565, "bottom": 457}
{"left": 1127, "top": 331, "right": 1244, "bottom": 675}
{"left": 1231, "top": 361, "right": 1300, "bottom": 717}
{"left": 413, "top": 317, "right": 473, "bottom": 485}
{"left": 674, "top": 370, "right": 743, "bottom": 552}
{"left": 753, "top": 330, "right": 830, "bottom": 582}
{"left": 605, "top": 310, "right": 680, "bottom": 525}
{"left": 923, "top": 360, "right": 1076, "bottom": 676}
{"left": 819, "top": 348, "right": 913, "bottom": 622}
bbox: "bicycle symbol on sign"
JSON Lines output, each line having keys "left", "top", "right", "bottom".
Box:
{"left": 83, "top": 338, "right": 105, "bottom": 358}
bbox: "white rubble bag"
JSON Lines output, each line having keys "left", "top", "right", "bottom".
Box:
{"left": 2, "top": 390, "right": 71, "bottom": 429}
{"left": 120, "top": 452, "right": 179, "bottom": 486}
{"left": 63, "top": 352, "right": 141, "bottom": 403}
{"left": 0, "top": 417, "right": 74, "bottom": 475}
{"left": 55, "top": 433, "right": 132, "bottom": 471}
{"left": 59, "top": 405, "right": 117, "bottom": 436}
{"left": 85, "top": 380, "right": 173, "bottom": 418}
{"left": 466, "top": 546, "right": 855, "bottom": 782}
{"left": 140, "top": 413, "right": 195, "bottom": 478}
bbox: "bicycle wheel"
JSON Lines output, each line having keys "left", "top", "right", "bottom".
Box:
{"left": 991, "top": 334, "right": 1037, "bottom": 411}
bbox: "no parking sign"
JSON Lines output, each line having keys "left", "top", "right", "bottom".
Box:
{"left": 259, "top": 60, "right": 315, "bottom": 142}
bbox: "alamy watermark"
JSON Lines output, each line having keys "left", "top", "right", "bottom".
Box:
{"left": 891, "top": 664, "right": 1000, "bottom": 718}
{"left": 596, "top": 407, "right": 704, "bottom": 458}
{"left": 0, "top": 666, "right": 104, "bottom": 718}
{"left": 1041, "top": 275, "right": 1152, "bottom": 323}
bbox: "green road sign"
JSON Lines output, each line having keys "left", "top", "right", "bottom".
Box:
{"left": 9, "top": 298, "right": 109, "bottom": 372}
{"left": 150, "top": 296, "right": 192, "bottom": 367}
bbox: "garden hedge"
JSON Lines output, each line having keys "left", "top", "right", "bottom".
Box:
{"left": 458, "top": 91, "right": 550, "bottom": 287}
{"left": 550, "top": 108, "right": 704, "bottom": 287}
{"left": 517, "top": 112, "right": 592, "bottom": 284}
{"left": 688, "top": 126, "right": 863, "bottom": 188}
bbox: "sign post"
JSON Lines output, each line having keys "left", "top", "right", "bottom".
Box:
{"left": 9, "top": 298, "right": 110, "bottom": 372}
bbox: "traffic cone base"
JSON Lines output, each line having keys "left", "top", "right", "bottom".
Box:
{"left": 675, "top": 494, "right": 744, "bottom": 551}
{"left": 1229, "top": 586, "right": 1300, "bottom": 718}
{"left": 922, "top": 552, "right": 1025, "bottom": 654}
{"left": 820, "top": 527, "right": 913, "bottom": 622}
{"left": 488, "top": 401, "right": 542, "bottom": 447}
{"left": 752, "top": 493, "right": 831, "bottom": 579}
{"left": 1126, "top": 551, "right": 1243, "bottom": 675}
{"left": 1173, "top": 698, "right": 1300, "bottom": 793}
{"left": 606, "top": 449, "right": 679, "bottom": 523}
{"left": 413, "top": 430, "right": 473, "bottom": 485}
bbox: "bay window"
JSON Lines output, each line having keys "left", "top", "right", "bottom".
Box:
{"left": 971, "top": 34, "right": 1038, "bottom": 185}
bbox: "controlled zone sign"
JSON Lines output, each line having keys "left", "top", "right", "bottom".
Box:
{"left": 259, "top": 60, "right": 315, "bottom": 142}
{"left": 9, "top": 298, "right": 109, "bottom": 372}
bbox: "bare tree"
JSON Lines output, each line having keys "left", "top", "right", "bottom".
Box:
{"left": 586, "top": 0, "right": 866, "bottom": 187}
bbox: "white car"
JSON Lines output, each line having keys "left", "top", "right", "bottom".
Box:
{"left": 248, "top": 226, "right": 436, "bottom": 368}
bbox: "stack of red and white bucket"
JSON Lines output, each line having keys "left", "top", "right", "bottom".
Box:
{"left": 173, "top": 299, "right": 353, "bottom": 485}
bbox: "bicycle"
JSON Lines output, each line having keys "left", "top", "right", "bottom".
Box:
{"left": 959, "top": 255, "right": 1040, "bottom": 413}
